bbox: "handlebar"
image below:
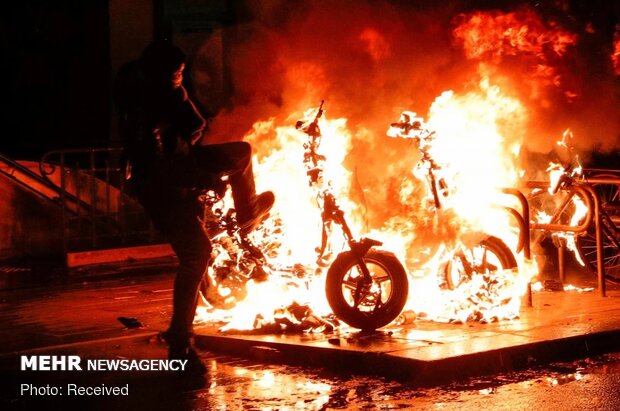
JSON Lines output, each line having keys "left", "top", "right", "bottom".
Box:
{"left": 296, "top": 100, "right": 324, "bottom": 138}
{"left": 387, "top": 111, "right": 435, "bottom": 144}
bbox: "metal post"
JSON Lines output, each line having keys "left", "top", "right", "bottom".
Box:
{"left": 75, "top": 161, "right": 82, "bottom": 250}
{"left": 90, "top": 150, "right": 97, "bottom": 248}
{"left": 502, "top": 187, "right": 532, "bottom": 307}
{"left": 105, "top": 158, "right": 111, "bottom": 223}
{"left": 557, "top": 240, "right": 565, "bottom": 284}
{"left": 60, "top": 153, "right": 67, "bottom": 254}
{"left": 592, "top": 188, "right": 606, "bottom": 297}
{"left": 119, "top": 170, "right": 127, "bottom": 245}
{"left": 580, "top": 184, "right": 607, "bottom": 297}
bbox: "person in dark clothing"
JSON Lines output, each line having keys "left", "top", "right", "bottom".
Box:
{"left": 113, "top": 40, "right": 274, "bottom": 374}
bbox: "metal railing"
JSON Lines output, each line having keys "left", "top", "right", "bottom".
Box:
{"left": 524, "top": 170, "right": 620, "bottom": 296}
{"left": 39, "top": 148, "right": 160, "bottom": 253}
{"left": 496, "top": 187, "right": 532, "bottom": 306}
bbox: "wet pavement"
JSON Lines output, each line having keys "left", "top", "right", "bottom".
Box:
{"left": 2, "top": 327, "right": 620, "bottom": 410}
{"left": 1, "top": 258, "right": 620, "bottom": 409}
{"left": 194, "top": 283, "right": 620, "bottom": 384}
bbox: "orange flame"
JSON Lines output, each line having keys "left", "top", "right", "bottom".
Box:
{"left": 453, "top": 7, "right": 578, "bottom": 109}
{"left": 453, "top": 9, "right": 577, "bottom": 61}
{"left": 194, "top": 6, "right": 606, "bottom": 329}
{"left": 196, "top": 77, "right": 540, "bottom": 328}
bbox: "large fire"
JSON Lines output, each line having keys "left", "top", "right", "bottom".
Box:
{"left": 193, "top": 3, "right": 619, "bottom": 331}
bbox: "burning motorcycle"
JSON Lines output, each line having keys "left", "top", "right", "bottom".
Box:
{"left": 296, "top": 102, "right": 409, "bottom": 331}
{"left": 387, "top": 111, "right": 518, "bottom": 290}
{"left": 197, "top": 189, "right": 277, "bottom": 309}
{"left": 195, "top": 103, "right": 408, "bottom": 331}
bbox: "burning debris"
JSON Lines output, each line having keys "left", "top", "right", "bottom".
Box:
{"left": 221, "top": 301, "right": 340, "bottom": 335}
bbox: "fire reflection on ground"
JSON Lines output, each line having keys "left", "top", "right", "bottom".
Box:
{"left": 7, "top": 342, "right": 618, "bottom": 410}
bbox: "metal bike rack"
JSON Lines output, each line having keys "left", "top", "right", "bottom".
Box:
{"left": 581, "top": 175, "right": 620, "bottom": 297}
{"left": 500, "top": 188, "right": 531, "bottom": 260}
{"left": 524, "top": 175, "right": 620, "bottom": 297}
{"left": 499, "top": 187, "right": 532, "bottom": 306}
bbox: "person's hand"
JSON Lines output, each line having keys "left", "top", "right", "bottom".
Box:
{"left": 210, "top": 174, "right": 228, "bottom": 198}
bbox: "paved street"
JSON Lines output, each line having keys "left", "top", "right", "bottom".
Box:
{"left": 0, "top": 260, "right": 619, "bottom": 409}
{"left": 2, "top": 332, "right": 620, "bottom": 410}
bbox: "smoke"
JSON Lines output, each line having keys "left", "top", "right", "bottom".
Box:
{"left": 203, "top": 1, "right": 474, "bottom": 138}
{"left": 189, "top": 0, "right": 619, "bottom": 207}
{"left": 451, "top": 4, "right": 620, "bottom": 156}
{"left": 197, "top": 1, "right": 617, "bottom": 153}
{"left": 199, "top": 1, "right": 478, "bottom": 229}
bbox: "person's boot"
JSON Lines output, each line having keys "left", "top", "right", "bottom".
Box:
{"left": 162, "top": 332, "right": 207, "bottom": 376}
{"left": 170, "top": 344, "right": 207, "bottom": 376}
{"left": 238, "top": 191, "right": 275, "bottom": 235}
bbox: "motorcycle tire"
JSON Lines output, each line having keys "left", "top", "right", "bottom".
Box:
{"left": 443, "top": 233, "right": 518, "bottom": 290}
{"left": 326, "top": 249, "right": 409, "bottom": 331}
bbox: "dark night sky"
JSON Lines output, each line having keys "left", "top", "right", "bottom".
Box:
{"left": 2, "top": 1, "right": 110, "bottom": 160}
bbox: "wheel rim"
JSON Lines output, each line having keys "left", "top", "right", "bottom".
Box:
{"left": 340, "top": 259, "right": 394, "bottom": 314}
{"left": 577, "top": 226, "right": 620, "bottom": 278}
{"left": 446, "top": 243, "right": 509, "bottom": 289}
{"left": 575, "top": 173, "right": 620, "bottom": 280}
{"left": 589, "top": 174, "right": 620, "bottom": 219}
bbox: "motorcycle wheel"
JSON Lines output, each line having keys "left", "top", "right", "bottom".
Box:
{"left": 443, "top": 234, "right": 518, "bottom": 290}
{"left": 575, "top": 222, "right": 620, "bottom": 282}
{"left": 326, "top": 249, "right": 409, "bottom": 331}
{"left": 585, "top": 172, "right": 620, "bottom": 221}
{"left": 575, "top": 172, "right": 620, "bottom": 282}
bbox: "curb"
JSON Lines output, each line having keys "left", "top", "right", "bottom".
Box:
{"left": 195, "top": 328, "right": 620, "bottom": 385}
{"left": 66, "top": 244, "right": 174, "bottom": 268}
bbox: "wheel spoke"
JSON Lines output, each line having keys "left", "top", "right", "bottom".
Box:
{"left": 342, "top": 262, "right": 393, "bottom": 312}
{"left": 481, "top": 248, "right": 488, "bottom": 267}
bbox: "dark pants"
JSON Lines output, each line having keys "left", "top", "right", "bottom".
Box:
{"left": 190, "top": 141, "right": 257, "bottom": 222}
{"left": 132, "top": 141, "right": 258, "bottom": 346}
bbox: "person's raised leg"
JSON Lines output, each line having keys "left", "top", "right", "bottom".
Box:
{"left": 191, "top": 142, "right": 274, "bottom": 233}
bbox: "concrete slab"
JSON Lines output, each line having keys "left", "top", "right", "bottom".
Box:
{"left": 193, "top": 289, "right": 620, "bottom": 384}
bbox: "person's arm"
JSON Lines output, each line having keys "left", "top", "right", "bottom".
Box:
{"left": 176, "top": 87, "right": 206, "bottom": 147}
